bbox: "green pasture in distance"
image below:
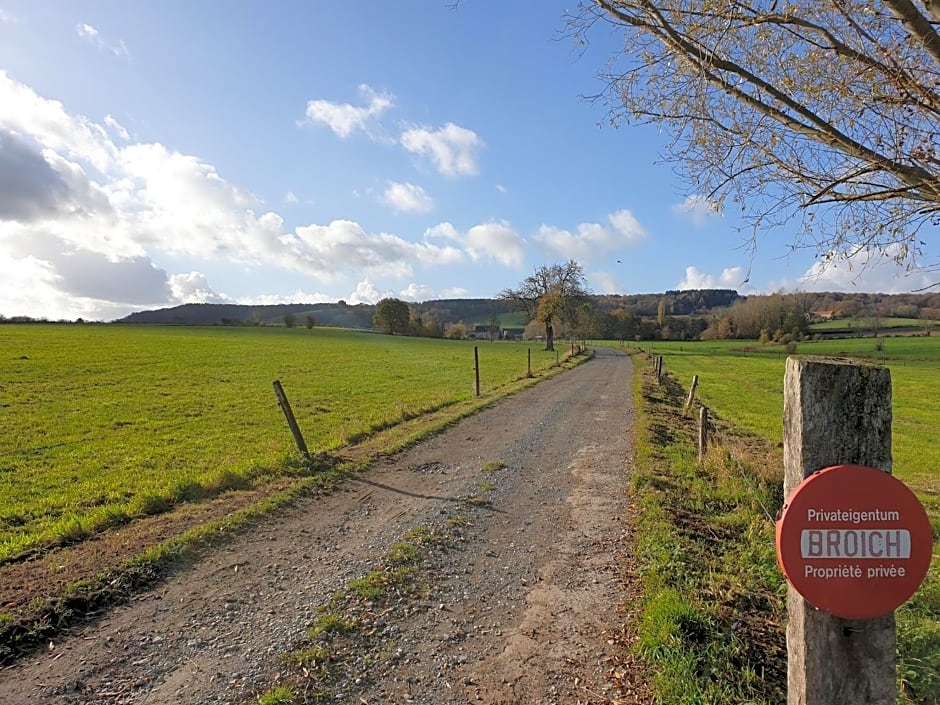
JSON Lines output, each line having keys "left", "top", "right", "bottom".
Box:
{"left": 0, "top": 325, "right": 559, "bottom": 562}
{"left": 642, "top": 337, "right": 940, "bottom": 505}
{"left": 809, "top": 317, "right": 939, "bottom": 331}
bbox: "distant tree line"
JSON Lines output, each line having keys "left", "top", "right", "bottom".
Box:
{"left": 7, "top": 289, "right": 940, "bottom": 336}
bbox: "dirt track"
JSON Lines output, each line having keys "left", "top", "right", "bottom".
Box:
{"left": 0, "top": 348, "right": 649, "bottom": 704}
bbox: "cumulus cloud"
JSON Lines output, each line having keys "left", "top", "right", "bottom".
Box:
{"left": 103, "top": 114, "right": 129, "bottom": 141}
{"left": 400, "top": 282, "right": 434, "bottom": 301}
{"left": 75, "top": 23, "right": 129, "bottom": 58}
{"left": 288, "top": 219, "right": 463, "bottom": 280}
{"left": 425, "top": 220, "right": 524, "bottom": 267}
{"left": 672, "top": 195, "right": 722, "bottom": 225}
{"left": 236, "top": 290, "right": 333, "bottom": 306}
{"left": 534, "top": 209, "right": 647, "bottom": 261}
{"left": 4, "top": 229, "right": 168, "bottom": 303}
{"left": 0, "top": 70, "right": 117, "bottom": 172}
{"left": 676, "top": 265, "right": 746, "bottom": 290}
{"left": 381, "top": 181, "right": 433, "bottom": 213}
{"left": 0, "top": 72, "right": 480, "bottom": 320}
{"left": 400, "top": 123, "right": 483, "bottom": 177}
{"left": 302, "top": 84, "right": 393, "bottom": 139}
{"left": 790, "top": 247, "right": 937, "bottom": 293}
{"left": 168, "top": 272, "right": 228, "bottom": 304}
{"left": 0, "top": 130, "right": 75, "bottom": 220}
{"left": 348, "top": 279, "right": 394, "bottom": 305}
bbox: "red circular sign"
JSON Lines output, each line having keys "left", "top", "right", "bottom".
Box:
{"left": 776, "top": 464, "right": 932, "bottom": 620}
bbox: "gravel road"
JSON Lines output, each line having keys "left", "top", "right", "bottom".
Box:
{"left": 0, "top": 347, "right": 648, "bottom": 705}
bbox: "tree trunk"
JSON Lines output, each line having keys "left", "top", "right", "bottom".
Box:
{"left": 545, "top": 323, "right": 555, "bottom": 351}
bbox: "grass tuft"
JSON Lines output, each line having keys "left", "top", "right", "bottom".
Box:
{"left": 256, "top": 685, "right": 296, "bottom": 705}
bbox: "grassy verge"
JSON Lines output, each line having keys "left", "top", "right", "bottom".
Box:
{"left": 630, "top": 360, "right": 786, "bottom": 704}
{"left": 631, "top": 350, "right": 940, "bottom": 704}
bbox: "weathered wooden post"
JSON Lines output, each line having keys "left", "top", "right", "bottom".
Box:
{"left": 782, "top": 356, "right": 894, "bottom": 705}
{"left": 697, "top": 406, "right": 708, "bottom": 464}
{"left": 272, "top": 380, "right": 309, "bottom": 457}
{"left": 474, "top": 346, "right": 481, "bottom": 397}
{"left": 685, "top": 374, "right": 699, "bottom": 412}
{"left": 527, "top": 348, "right": 532, "bottom": 377}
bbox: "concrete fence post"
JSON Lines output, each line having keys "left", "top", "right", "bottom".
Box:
{"left": 783, "top": 356, "right": 894, "bottom": 705}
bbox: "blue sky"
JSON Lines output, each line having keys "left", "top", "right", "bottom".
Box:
{"left": 0, "top": 1, "right": 934, "bottom": 321}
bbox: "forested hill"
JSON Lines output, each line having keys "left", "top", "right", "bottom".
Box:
{"left": 119, "top": 302, "right": 377, "bottom": 328}
{"left": 116, "top": 291, "right": 743, "bottom": 328}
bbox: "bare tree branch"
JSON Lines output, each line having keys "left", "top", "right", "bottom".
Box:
{"left": 577, "top": 1, "right": 940, "bottom": 269}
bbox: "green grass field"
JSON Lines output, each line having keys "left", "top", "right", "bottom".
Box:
{"left": 1, "top": 325, "right": 564, "bottom": 563}
{"left": 626, "top": 336, "right": 940, "bottom": 703}
{"left": 809, "top": 317, "right": 939, "bottom": 331}
{"left": 641, "top": 337, "right": 940, "bottom": 500}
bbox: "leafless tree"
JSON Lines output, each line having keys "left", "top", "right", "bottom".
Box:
{"left": 573, "top": 1, "right": 940, "bottom": 273}
{"left": 500, "top": 260, "right": 590, "bottom": 351}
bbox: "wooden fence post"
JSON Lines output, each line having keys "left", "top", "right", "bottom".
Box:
{"left": 685, "top": 374, "right": 699, "bottom": 412}
{"left": 474, "top": 346, "right": 481, "bottom": 397}
{"left": 783, "top": 356, "right": 894, "bottom": 705}
{"left": 527, "top": 348, "right": 532, "bottom": 377}
{"left": 698, "top": 406, "right": 708, "bottom": 464}
{"left": 272, "top": 380, "right": 309, "bottom": 457}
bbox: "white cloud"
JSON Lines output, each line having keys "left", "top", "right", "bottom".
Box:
{"left": 425, "top": 220, "right": 525, "bottom": 267}
{"left": 288, "top": 219, "right": 463, "bottom": 280}
{"left": 236, "top": 290, "right": 333, "bottom": 305}
{"left": 168, "top": 272, "right": 227, "bottom": 304}
{"left": 0, "top": 130, "right": 78, "bottom": 220}
{"left": 0, "top": 72, "right": 479, "bottom": 320}
{"left": 76, "top": 23, "right": 98, "bottom": 39}
{"left": 400, "top": 122, "right": 483, "bottom": 177}
{"left": 400, "top": 282, "right": 434, "bottom": 301}
{"left": 75, "top": 23, "right": 129, "bottom": 58}
{"left": 608, "top": 209, "right": 647, "bottom": 241}
{"left": 283, "top": 191, "right": 299, "bottom": 204}
{"left": 440, "top": 286, "right": 469, "bottom": 298}
{"left": 0, "top": 70, "right": 117, "bottom": 172}
{"left": 381, "top": 181, "right": 433, "bottom": 213}
{"left": 495, "top": 184, "right": 507, "bottom": 194}
{"left": 0, "top": 224, "right": 174, "bottom": 320}
{"left": 534, "top": 209, "right": 647, "bottom": 261}
{"left": 103, "top": 114, "right": 129, "bottom": 141}
{"left": 0, "top": 8, "right": 17, "bottom": 22}
{"left": 590, "top": 271, "right": 619, "bottom": 295}
{"left": 672, "top": 195, "right": 722, "bottom": 225}
{"left": 303, "top": 84, "right": 393, "bottom": 139}
{"left": 348, "top": 279, "right": 394, "bottom": 305}
{"left": 787, "top": 247, "right": 937, "bottom": 293}
{"left": 676, "top": 265, "right": 746, "bottom": 290}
